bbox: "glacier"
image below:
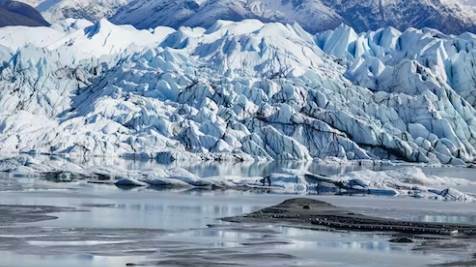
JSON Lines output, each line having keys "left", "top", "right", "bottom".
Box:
{"left": 1, "top": 19, "right": 476, "bottom": 165}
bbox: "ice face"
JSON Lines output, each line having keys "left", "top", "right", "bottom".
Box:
{"left": 1, "top": 19, "right": 476, "bottom": 164}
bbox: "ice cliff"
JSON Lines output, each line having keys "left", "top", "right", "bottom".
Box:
{"left": 1, "top": 19, "right": 476, "bottom": 164}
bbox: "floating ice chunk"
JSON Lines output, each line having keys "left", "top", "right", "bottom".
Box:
{"left": 337, "top": 167, "right": 474, "bottom": 201}
{"left": 428, "top": 188, "right": 475, "bottom": 201}
{"left": 342, "top": 178, "right": 369, "bottom": 189}
{"left": 261, "top": 172, "right": 308, "bottom": 193}
{"left": 366, "top": 188, "right": 400, "bottom": 197}
{"left": 167, "top": 167, "right": 211, "bottom": 186}
{"left": 114, "top": 177, "right": 147, "bottom": 188}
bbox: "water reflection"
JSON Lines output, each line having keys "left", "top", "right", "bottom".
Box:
{"left": 1, "top": 153, "right": 384, "bottom": 178}
{"left": 1, "top": 155, "right": 476, "bottom": 266}
{"left": 0, "top": 188, "right": 473, "bottom": 267}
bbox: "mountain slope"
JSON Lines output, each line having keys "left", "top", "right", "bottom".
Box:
{"left": 15, "top": 0, "right": 476, "bottom": 34}
{"left": 20, "top": 0, "right": 128, "bottom": 22}
{"left": 109, "top": 0, "right": 476, "bottom": 34}
{"left": 1, "top": 19, "right": 476, "bottom": 164}
{"left": 0, "top": 0, "right": 50, "bottom": 27}
{"left": 320, "top": 0, "right": 476, "bottom": 34}
{"left": 110, "top": 0, "right": 342, "bottom": 33}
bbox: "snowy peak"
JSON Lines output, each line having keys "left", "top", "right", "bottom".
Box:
{"left": 0, "top": 18, "right": 174, "bottom": 60}
{"left": 165, "top": 19, "right": 324, "bottom": 76}
{"left": 83, "top": 18, "right": 114, "bottom": 38}
{"left": 68, "top": 20, "right": 172, "bottom": 58}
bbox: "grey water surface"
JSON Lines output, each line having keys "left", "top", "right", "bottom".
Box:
{"left": 1, "top": 157, "right": 476, "bottom": 267}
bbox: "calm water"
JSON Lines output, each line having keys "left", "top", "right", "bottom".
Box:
{"left": 0, "top": 156, "right": 476, "bottom": 267}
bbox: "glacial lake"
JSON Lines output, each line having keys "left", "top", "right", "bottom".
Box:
{"left": 1, "top": 156, "right": 476, "bottom": 267}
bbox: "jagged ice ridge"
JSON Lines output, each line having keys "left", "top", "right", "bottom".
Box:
{"left": 1, "top": 19, "right": 476, "bottom": 164}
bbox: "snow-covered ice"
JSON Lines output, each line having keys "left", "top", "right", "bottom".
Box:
{"left": 1, "top": 19, "right": 476, "bottom": 165}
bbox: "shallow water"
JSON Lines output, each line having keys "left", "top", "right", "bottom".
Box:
{"left": 1, "top": 156, "right": 476, "bottom": 267}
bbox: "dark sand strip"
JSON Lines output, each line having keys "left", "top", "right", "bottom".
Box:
{"left": 0, "top": 205, "right": 75, "bottom": 225}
